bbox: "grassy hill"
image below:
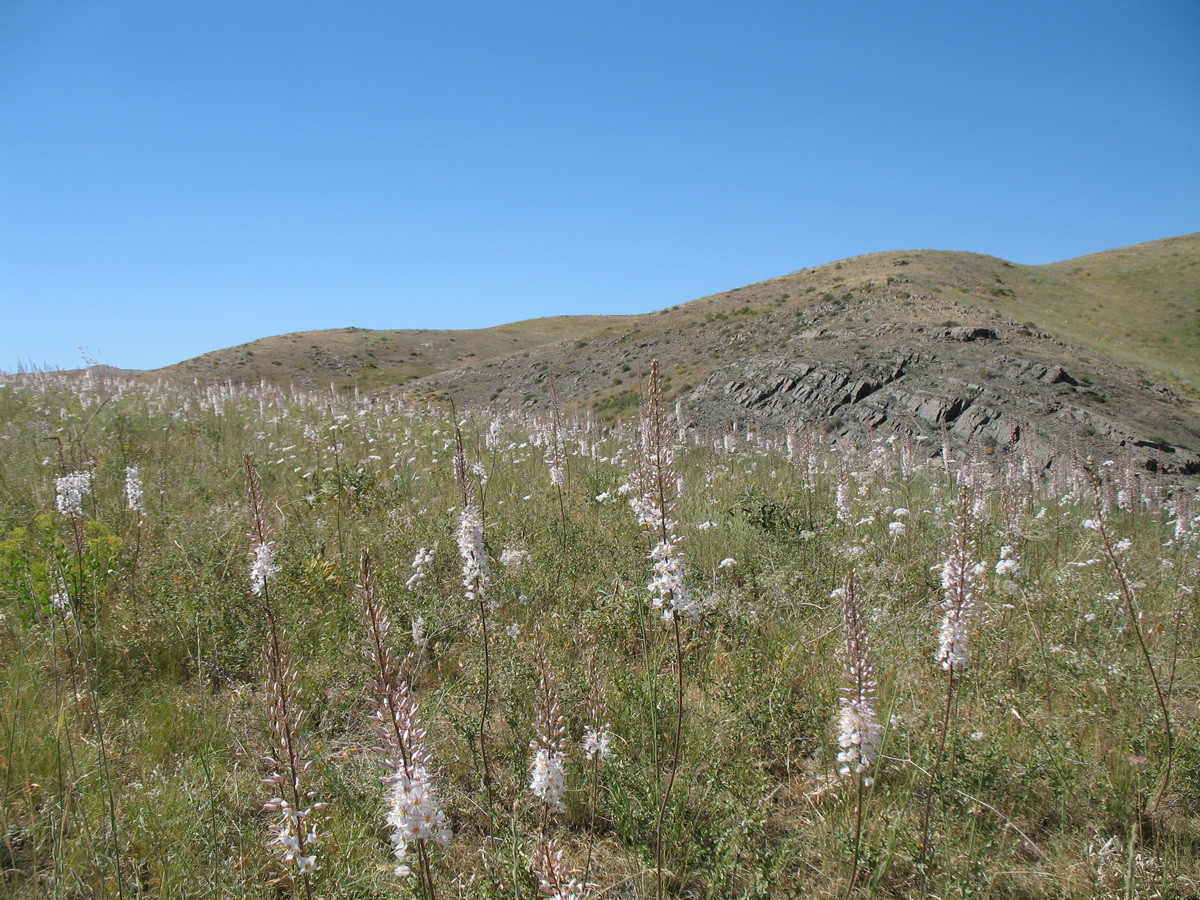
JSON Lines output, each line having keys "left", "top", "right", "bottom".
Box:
{"left": 853, "top": 233, "right": 1200, "bottom": 389}
{"left": 147, "top": 234, "right": 1200, "bottom": 472}
{"left": 151, "top": 315, "right": 638, "bottom": 392}
{"left": 152, "top": 234, "right": 1200, "bottom": 397}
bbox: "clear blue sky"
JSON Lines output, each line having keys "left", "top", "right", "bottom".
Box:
{"left": 2, "top": 1, "right": 1197, "bottom": 372}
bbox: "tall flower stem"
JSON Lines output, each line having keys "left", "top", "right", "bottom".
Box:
{"left": 1089, "top": 473, "right": 1174, "bottom": 814}
{"left": 358, "top": 549, "right": 447, "bottom": 897}
{"left": 453, "top": 421, "right": 496, "bottom": 821}
{"left": 632, "top": 361, "right": 695, "bottom": 900}
{"left": 580, "top": 648, "right": 612, "bottom": 895}
{"left": 582, "top": 754, "right": 601, "bottom": 892}
{"left": 245, "top": 456, "right": 318, "bottom": 898}
{"left": 261, "top": 608, "right": 316, "bottom": 900}
{"left": 836, "top": 570, "right": 879, "bottom": 899}
{"left": 921, "top": 491, "right": 978, "bottom": 878}
{"left": 477, "top": 593, "right": 496, "bottom": 817}
{"left": 919, "top": 666, "right": 955, "bottom": 874}
{"left": 52, "top": 456, "right": 125, "bottom": 898}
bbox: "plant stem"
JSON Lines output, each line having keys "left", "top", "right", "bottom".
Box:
{"left": 919, "top": 666, "right": 955, "bottom": 876}
{"left": 478, "top": 592, "right": 496, "bottom": 822}
{"left": 1095, "top": 506, "right": 1174, "bottom": 813}
{"left": 844, "top": 774, "right": 865, "bottom": 900}
{"left": 655, "top": 615, "right": 685, "bottom": 900}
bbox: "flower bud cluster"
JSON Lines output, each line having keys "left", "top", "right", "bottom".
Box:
{"left": 533, "top": 836, "right": 582, "bottom": 900}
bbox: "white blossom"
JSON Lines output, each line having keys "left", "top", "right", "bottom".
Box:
{"left": 386, "top": 766, "right": 452, "bottom": 878}
{"left": 995, "top": 545, "right": 1020, "bottom": 579}
{"left": 456, "top": 503, "right": 489, "bottom": 601}
{"left": 124, "top": 466, "right": 144, "bottom": 514}
{"left": 249, "top": 541, "right": 280, "bottom": 595}
{"left": 49, "top": 576, "right": 71, "bottom": 612}
{"left": 500, "top": 547, "right": 531, "bottom": 571}
{"left": 582, "top": 723, "right": 613, "bottom": 761}
{"left": 837, "top": 700, "right": 882, "bottom": 781}
{"left": 530, "top": 747, "right": 567, "bottom": 813}
{"left": 55, "top": 471, "right": 92, "bottom": 517}
{"left": 937, "top": 500, "right": 980, "bottom": 673}
{"left": 406, "top": 547, "right": 434, "bottom": 590}
{"left": 835, "top": 469, "right": 852, "bottom": 524}
{"left": 265, "top": 799, "right": 321, "bottom": 875}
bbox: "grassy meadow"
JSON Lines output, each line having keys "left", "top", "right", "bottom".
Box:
{"left": 0, "top": 370, "right": 1198, "bottom": 898}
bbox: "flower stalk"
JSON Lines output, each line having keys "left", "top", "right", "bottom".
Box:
{"left": 836, "top": 571, "right": 880, "bottom": 898}
{"left": 454, "top": 420, "right": 496, "bottom": 820}
{"left": 632, "top": 360, "right": 694, "bottom": 900}
{"left": 358, "top": 549, "right": 448, "bottom": 897}
{"left": 245, "top": 455, "right": 321, "bottom": 896}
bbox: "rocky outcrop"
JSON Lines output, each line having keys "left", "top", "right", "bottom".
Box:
{"left": 938, "top": 326, "right": 998, "bottom": 342}
{"left": 684, "top": 338, "right": 1200, "bottom": 475}
{"left": 702, "top": 356, "right": 912, "bottom": 419}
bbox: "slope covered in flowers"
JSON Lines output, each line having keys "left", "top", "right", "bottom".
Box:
{"left": 0, "top": 370, "right": 1197, "bottom": 898}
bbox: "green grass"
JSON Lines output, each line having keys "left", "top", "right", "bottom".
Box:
{"left": 0, "top": 372, "right": 1197, "bottom": 897}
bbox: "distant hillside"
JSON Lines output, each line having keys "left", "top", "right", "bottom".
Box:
{"left": 152, "top": 233, "right": 1200, "bottom": 473}
{"left": 151, "top": 315, "right": 638, "bottom": 391}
